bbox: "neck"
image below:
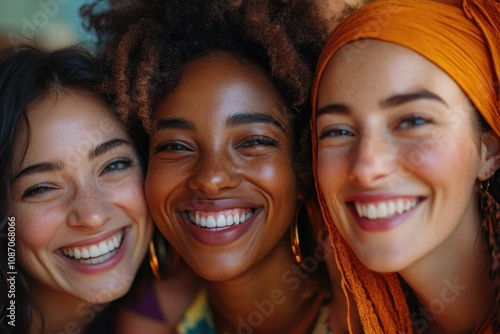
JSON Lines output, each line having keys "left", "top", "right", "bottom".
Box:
{"left": 31, "top": 284, "right": 107, "bottom": 334}
{"left": 400, "top": 207, "right": 494, "bottom": 334}
{"left": 207, "top": 235, "right": 325, "bottom": 334}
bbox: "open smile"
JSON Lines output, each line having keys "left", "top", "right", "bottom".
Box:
{"left": 346, "top": 197, "right": 424, "bottom": 232}
{"left": 61, "top": 230, "right": 124, "bottom": 264}
{"left": 352, "top": 198, "right": 418, "bottom": 220}
{"left": 185, "top": 208, "right": 255, "bottom": 228}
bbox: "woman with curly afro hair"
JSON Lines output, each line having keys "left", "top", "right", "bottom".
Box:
{"left": 81, "top": 0, "right": 364, "bottom": 333}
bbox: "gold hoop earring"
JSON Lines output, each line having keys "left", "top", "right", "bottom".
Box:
{"left": 291, "top": 201, "right": 309, "bottom": 269}
{"left": 149, "top": 228, "right": 174, "bottom": 280}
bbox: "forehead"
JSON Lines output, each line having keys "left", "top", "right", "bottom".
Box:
{"left": 15, "top": 91, "right": 126, "bottom": 165}
{"left": 26, "top": 90, "right": 122, "bottom": 136}
{"left": 154, "top": 52, "right": 288, "bottom": 122}
{"left": 318, "top": 40, "right": 467, "bottom": 105}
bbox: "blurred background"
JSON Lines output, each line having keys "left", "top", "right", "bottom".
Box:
{"left": 0, "top": 0, "right": 96, "bottom": 50}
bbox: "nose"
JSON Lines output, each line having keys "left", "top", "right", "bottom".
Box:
{"left": 349, "top": 132, "right": 396, "bottom": 188}
{"left": 187, "top": 150, "right": 241, "bottom": 196}
{"left": 67, "top": 183, "right": 112, "bottom": 229}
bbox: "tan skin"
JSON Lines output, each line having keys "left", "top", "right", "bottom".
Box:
{"left": 145, "top": 52, "right": 326, "bottom": 333}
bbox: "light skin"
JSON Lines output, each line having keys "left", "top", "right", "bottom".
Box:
{"left": 316, "top": 40, "right": 500, "bottom": 333}
{"left": 11, "top": 90, "right": 153, "bottom": 333}
{"left": 146, "top": 52, "right": 323, "bottom": 333}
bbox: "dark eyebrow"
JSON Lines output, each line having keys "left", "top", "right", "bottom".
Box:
{"left": 88, "top": 139, "right": 133, "bottom": 160}
{"left": 316, "top": 90, "right": 447, "bottom": 118}
{"left": 13, "top": 161, "right": 65, "bottom": 182}
{"left": 156, "top": 118, "right": 195, "bottom": 131}
{"left": 226, "top": 112, "right": 285, "bottom": 132}
{"left": 380, "top": 90, "right": 447, "bottom": 108}
{"left": 316, "top": 104, "right": 349, "bottom": 118}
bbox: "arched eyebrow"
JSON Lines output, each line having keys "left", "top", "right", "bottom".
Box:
{"left": 380, "top": 90, "right": 447, "bottom": 108}
{"left": 156, "top": 112, "right": 285, "bottom": 132}
{"left": 13, "top": 161, "right": 65, "bottom": 182}
{"left": 156, "top": 118, "right": 195, "bottom": 131}
{"left": 13, "top": 139, "right": 132, "bottom": 182}
{"left": 88, "top": 139, "right": 132, "bottom": 160}
{"left": 226, "top": 112, "right": 285, "bottom": 132}
{"left": 316, "top": 89, "right": 447, "bottom": 117}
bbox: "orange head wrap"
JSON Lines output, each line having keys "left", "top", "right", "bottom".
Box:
{"left": 311, "top": 0, "right": 499, "bottom": 333}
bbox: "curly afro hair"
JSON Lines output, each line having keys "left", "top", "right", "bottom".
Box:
{"left": 81, "top": 0, "right": 326, "bottom": 133}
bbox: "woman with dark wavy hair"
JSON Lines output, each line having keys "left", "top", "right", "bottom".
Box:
{"left": 0, "top": 45, "right": 153, "bottom": 333}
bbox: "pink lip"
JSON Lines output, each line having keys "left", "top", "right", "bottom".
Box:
{"left": 178, "top": 199, "right": 261, "bottom": 246}
{"left": 58, "top": 227, "right": 129, "bottom": 274}
{"left": 344, "top": 194, "right": 423, "bottom": 232}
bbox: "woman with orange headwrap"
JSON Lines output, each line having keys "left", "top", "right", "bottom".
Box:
{"left": 311, "top": 0, "right": 499, "bottom": 333}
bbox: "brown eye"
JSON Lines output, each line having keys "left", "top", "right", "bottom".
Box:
{"left": 237, "top": 136, "right": 279, "bottom": 148}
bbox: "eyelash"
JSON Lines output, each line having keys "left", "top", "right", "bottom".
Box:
{"left": 21, "top": 158, "right": 134, "bottom": 199}
{"left": 397, "top": 116, "right": 430, "bottom": 129}
{"left": 22, "top": 185, "right": 55, "bottom": 198}
{"left": 154, "top": 142, "right": 192, "bottom": 154}
{"left": 319, "top": 128, "right": 354, "bottom": 139}
{"left": 237, "top": 136, "right": 279, "bottom": 148}
{"left": 101, "top": 158, "right": 134, "bottom": 175}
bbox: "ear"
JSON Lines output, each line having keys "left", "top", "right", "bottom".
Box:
{"left": 478, "top": 131, "right": 500, "bottom": 181}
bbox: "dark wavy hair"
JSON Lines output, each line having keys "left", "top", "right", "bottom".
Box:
{"left": 0, "top": 45, "right": 107, "bottom": 334}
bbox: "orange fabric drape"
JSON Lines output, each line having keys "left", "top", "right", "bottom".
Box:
{"left": 310, "top": 0, "right": 500, "bottom": 333}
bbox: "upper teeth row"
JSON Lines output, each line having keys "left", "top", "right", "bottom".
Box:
{"left": 188, "top": 209, "right": 253, "bottom": 228}
{"left": 354, "top": 199, "right": 417, "bottom": 220}
{"left": 62, "top": 231, "right": 123, "bottom": 260}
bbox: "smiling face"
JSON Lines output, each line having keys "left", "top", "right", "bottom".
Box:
{"left": 315, "top": 40, "right": 495, "bottom": 273}
{"left": 146, "top": 52, "right": 297, "bottom": 281}
{"left": 11, "top": 91, "right": 153, "bottom": 303}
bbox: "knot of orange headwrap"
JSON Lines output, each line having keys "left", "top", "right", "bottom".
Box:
{"left": 311, "top": 0, "right": 499, "bottom": 333}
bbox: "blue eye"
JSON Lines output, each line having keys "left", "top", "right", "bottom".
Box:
{"left": 238, "top": 136, "right": 279, "bottom": 148}
{"left": 22, "top": 185, "right": 55, "bottom": 198}
{"left": 102, "top": 158, "right": 133, "bottom": 174}
{"left": 319, "top": 128, "right": 354, "bottom": 139}
{"left": 398, "top": 116, "right": 429, "bottom": 129}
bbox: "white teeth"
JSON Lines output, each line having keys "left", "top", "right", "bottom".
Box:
{"left": 354, "top": 199, "right": 417, "bottom": 220}
{"left": 62, "top": 230, "right": 124, "bottom": 262}
{"left": 74, "top": 248, "right": 81, "bottom": 259}
{"left": 187, "top": 209, "right": 254, "bottom": 228}
{"left": 207, "top": 216, "right": 216, "bottom": 228}
{"left": 377, "top": 202, "right": 388, "bottom": 219}
{"left": 89, "top": 245, "right": 100, "bottom": 258}
{"left": 216, "top": 215, "right": 225, "bottom": 227}
{"left": 81, "top": 249, "right": 90, "bottom": 259}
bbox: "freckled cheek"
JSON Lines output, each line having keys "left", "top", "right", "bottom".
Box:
{"left": 14, "top": 208, "right": 65, "bottom": 264}
{"left": 109, "top": 177, "right": 150, "bottom": 221}
{"left": 317, "top": 152, "right": 345, "bottom": 196}
{"left": 398, "top": 143, "right": 475, "bottom": 182}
